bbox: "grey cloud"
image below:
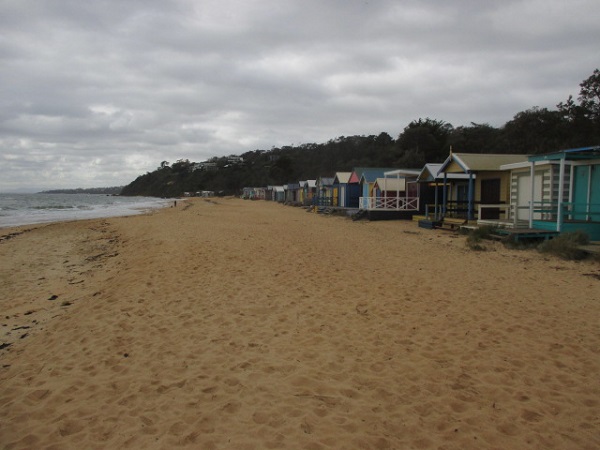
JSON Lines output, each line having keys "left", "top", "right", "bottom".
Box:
{"left": 1, "top": 0, "right": 599, "bottom": 191}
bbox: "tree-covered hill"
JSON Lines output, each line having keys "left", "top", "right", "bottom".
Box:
{"left": 39, "top": 186, "right": 124, "bottom": 195}
{"left": 121, "top": 69, "right": 600, "bottom": 197}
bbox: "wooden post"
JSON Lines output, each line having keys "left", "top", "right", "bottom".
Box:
{"left": 529, "top": 161, "right": 535, "bottom": 228}
{"left": 557, "top": 157, "right": 565, "bottom": 232}
{"left": 442, "top": 173, "right": 448, "bottom": 216}
{"left": 468, "top": 172, "right": 474, "bottom": 220}
{"left": 434, "top": 184, "right": 438, "bottom": 220}
{"left": 586, "top": 165, "right": 592, "bottom": 221}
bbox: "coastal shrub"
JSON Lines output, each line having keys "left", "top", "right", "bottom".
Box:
{"left": 503, "top": 237, "right": 539, "bottom": 250}
{"left": 471, "top": 226, "right": 497, "bottom": 240}
{"left": 465, "top": 226, "right": 498, "bottom": 251}
{"left": 537, "top": 231, "right": 590, "bottom": 260}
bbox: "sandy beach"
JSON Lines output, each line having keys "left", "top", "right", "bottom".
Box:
{"left": 1, "top": 198, "right": 599, "bottom": 449}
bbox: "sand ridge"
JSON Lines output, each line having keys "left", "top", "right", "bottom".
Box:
{"left": 1, "top": 198, "right": 599, "bottom": 449}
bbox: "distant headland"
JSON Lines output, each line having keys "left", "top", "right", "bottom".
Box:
{"left": 38, "top": 187, "right": 123, "bottom": 195}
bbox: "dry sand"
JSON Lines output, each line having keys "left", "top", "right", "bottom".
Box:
{"left": 1, "top": 198, "right": 599, "bottom": 450}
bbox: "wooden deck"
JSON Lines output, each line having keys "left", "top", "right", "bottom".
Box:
{"left": 579, "top": 243, "right": 600, "bottom": 255}
{"left": 477, "top": 218, "right": 529, "bottom": 229}
{"left": 417, "top": 219, "right": 441, "bottom": 230}
{"left": 494, "top": 228, "right": 560, "bottom": 242}
{"left": 438, "top": 218, "right": 467, "bottom": 231}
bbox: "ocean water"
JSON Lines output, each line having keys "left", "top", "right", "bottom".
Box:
{"left": 0, "top": 193, "right": 172, "bottom": 228}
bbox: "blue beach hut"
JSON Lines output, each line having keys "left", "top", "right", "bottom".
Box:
{"left": 332, "top": 172, "right": 353, "bottom": 207}
{"left": 515, "top": 146, "right": 600, "bottom": 240}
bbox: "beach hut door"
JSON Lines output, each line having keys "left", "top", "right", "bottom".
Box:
{"left": 480, "top": 179, "right": 501, "bottom": 219}
{"left": 517, "top": 172, "right": 543, "bottom": 221}
{"left": 572, "top": 164, "right": 599, "bottom": 221}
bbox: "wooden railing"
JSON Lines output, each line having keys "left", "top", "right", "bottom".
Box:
{"left": 477, "top": 204, "right": 512, "bottom": 219}
{"left": 531, "top": 201, "right": 600, "bottom": 227}
{"left": 476, "top": 202, "right": 600, "bottom": 229}
{"left": 311, "top": 196, "right": 334, "bottom": 207}
{"left": 359, "top": 196, "right": 419, "bottom": 211}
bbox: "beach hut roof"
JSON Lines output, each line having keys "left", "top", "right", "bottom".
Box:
{"left": 417, "top": 163, "right": 470, "bottom": 182}
{"left": 274, "top": 186, "right": 285, "bottom": 192}
{"left": 500, "top": 146, "right": 600, "bottom": 170}
{"left": 383, "top": 168, "right": 421, "bottom": 177}
{"left": 318, "top": 177, "right": 334, "bottom": 186}
{"left": 305, "top": 179, "right": 317, "bottom": 188}
{"left": 352, "top": 167, "right": 397, "bottom": 181}
{"left": 348, "top": 172, "right": 361, "bottom": 183}
{"left": 333, "top": 172, "right": 352, "bottom": 184}
{"left": 499, "top": 159, "right": 562, "bottom": 170}
{"left": 359, "top": 168, "right": 398, "bottom": 183}
{"left": 528, "top": 145, "right": 600, "bottom": 162}
{"left": 351, "top": 168, "right": 369, "bottom": 179}
{"left": 438, "top": 153, "right": 529, "bottom": 174}
{"left": 373, "top": 177, "right": 406, "bottom": 191}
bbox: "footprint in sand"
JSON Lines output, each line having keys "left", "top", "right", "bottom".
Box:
{"left": 222, "top": 401, "right": 241, "bottom": 413}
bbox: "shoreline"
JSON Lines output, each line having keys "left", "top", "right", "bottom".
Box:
{"left": 1, "top": 198, "right": 599, "bottom": 449}
{"left": 0, "top": 205, "right": 168, "bottom": 232}
{"left": 0, "top": 193, "right": 174, "bottom": 229}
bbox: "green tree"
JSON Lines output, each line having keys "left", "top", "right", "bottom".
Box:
{"left": 171, "top": 159, "right": 193, "bottom": 174}
{"left": 448, "top": 123, "right": 504, "bottom": 153}
{"left": 396, "top": 118, "right": 453, "bottom": 164}
{"left": 269, "top": 155, "right": 295, "bottom": 183}
{"left": 557, "top": 68, "right": 600, "bottom": 146}
{"left": 501, "top": 107, "right": 567, "bottom": 154}
{"left": 578, "top": 68, "right": 600, "bottom": 122}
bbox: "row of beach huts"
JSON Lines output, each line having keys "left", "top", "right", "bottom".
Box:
{"left": 242, "top": 146, "right": 600, "bottom": 241}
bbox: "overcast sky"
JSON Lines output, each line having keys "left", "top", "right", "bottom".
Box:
{"left": 1, "top": 0, "right": 599, "bottom": 192}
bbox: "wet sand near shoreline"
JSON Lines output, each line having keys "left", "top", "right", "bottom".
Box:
{"left": 1, "top": 198, "right": 599, "bottom": 449}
